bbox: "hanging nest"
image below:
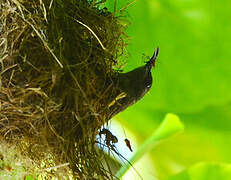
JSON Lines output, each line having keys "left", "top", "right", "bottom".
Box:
{"left": 0, "top": 0, "right": 128, "bottom": 178}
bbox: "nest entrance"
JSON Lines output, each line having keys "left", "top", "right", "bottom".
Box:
{"left": 0, "top": 0, "right": 128, "bottom": 178}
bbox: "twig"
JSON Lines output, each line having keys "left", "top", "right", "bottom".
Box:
{"left": 72, "top": 17, "right": 107, "bottom": 51}
{"left": 12, "top": 6, "right": 63, "bottom": 68}
{"left": 44, "top": 163, "right": 69, "bottom": 171}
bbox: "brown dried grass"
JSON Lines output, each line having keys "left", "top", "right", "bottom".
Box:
{"left": 0, "top": 0, "right": 128, "bottom": 178}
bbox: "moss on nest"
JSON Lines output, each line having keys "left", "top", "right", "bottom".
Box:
{"left": 0, "top": 0, "right": 128, "bottom": 178}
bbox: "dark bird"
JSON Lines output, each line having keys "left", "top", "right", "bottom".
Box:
{"left": 107, "top": 47, "right": 159, "bottom": 119}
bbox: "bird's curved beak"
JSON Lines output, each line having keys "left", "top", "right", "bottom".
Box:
{"left": 149, "top": 47, "right": 159, "bottom": 67}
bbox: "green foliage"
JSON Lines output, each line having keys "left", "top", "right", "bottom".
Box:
{"left": 24, "top": 176, "right": 35, "bottom": 180}
{"left": 169, "top": 162, "right": 231, "bottom": 180}
{"left": 0, "top": 142, "right": 34, "bottom": 179}
{"left": 116, "top": 113, "right": 183, "bottom": 178}
{"left": 105, "top": 0, "right": 231, "bottom": 179}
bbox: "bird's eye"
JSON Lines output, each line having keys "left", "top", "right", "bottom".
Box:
{"left": 147, "top": 84, "right": 151, "bottom": 88}
{"left": 144, "top": 75, "right": 152, "bottom": 89}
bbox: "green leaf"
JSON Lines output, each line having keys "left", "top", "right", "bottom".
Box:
{"left": 116, "top": 113, "right": 183, "bottom": 178}
{"left": 168, "top": 162, "right": 231, "bottom": 180}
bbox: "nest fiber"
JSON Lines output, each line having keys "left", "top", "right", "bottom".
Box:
{"left": 0, "top": 0, "right": 127, "bottom": 178}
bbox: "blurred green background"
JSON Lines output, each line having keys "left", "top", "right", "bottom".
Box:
{"left": 104, "top": 0, "right": 231, "bottom": 179}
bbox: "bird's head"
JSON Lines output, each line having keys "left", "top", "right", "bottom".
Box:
{"left": 118, "top": 47, "right": 159, "bottom": 101}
